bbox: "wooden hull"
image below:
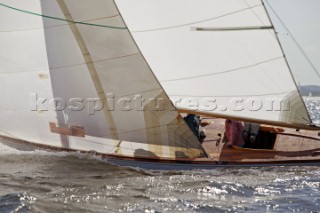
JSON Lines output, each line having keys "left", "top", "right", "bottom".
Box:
{"left": 106, "top": 156, "right": 320, "bottom": 170}
{"left": 2, "top": 134, "right": 320, "bottom": 170}
{"left": 3, "top": 117, "right": 320, "bottom": 170}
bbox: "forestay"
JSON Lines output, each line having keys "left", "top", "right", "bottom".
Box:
{"left": 116, "top": 0, "right": 313, "bottom": 128}
{"left": 0, "top": 0, "right": 205, "bottom": 159}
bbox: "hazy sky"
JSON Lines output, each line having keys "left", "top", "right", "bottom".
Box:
{"left": 266, "top": 0, "right": 320, "bottom": 86}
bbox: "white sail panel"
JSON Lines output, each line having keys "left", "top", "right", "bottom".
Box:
{"left": 0, "top": 1, "right": 205, "bottom": 158}
{"left": 0, "top": 1, "right": 57, "bottom": 143}
{"left": 38, "top": 0, "right": 205, "bottom": 158}
{"left": 0, "top": 1, "right": 48, "bottom": 74}
{"left": 0, "top": 0, "right": 109, "bottom": 150}
{"left": 116, "top": 0, "right": 311, "bottom": 127}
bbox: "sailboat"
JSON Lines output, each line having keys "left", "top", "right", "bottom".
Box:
{"left": 1, "top": 0, "right": 320, "bottom": 170}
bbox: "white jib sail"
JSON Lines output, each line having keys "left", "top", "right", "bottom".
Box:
{"left": 116, "top": 0, "right": 312, "bottom": 128}
{"left": 0, "top": 0, "right": 206, "bottom": 158}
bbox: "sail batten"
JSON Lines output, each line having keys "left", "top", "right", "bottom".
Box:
{"left": 192, "top": 26, "right": 273, "bottom": 31}
{"left": 130, "top": 3, "right": 265, "bottom": 33}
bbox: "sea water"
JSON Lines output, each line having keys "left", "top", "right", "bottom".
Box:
{"left": 1, "top": 98, "right": 320, "bottom": 212}
{"left": 1, "top": 141, "right": 320, "bottom": 213}
{"left": 304, "top": 96, "right": 320, "bottom": 125}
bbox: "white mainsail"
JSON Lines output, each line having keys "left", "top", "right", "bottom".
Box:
{"left": 116, "top": 0, "right": 313, "bottom": 128}
{"left": 0, "top": 0, "right": 206, "bottom": 158}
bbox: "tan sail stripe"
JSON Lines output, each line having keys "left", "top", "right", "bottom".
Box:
{"left": 56, "top": 0, "right": 119, "bottom": 141}
{"left": 143, "top": 92, "right": 164, "bottom": 157}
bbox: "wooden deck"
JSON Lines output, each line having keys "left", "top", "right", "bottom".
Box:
{"left": 200, "top": 118, "right": 320, "bottom": 162}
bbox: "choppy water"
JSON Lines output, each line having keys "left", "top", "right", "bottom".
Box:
{"left": 304, "top": 96, "right": 320, "bottom": 125}
{"left": 1, "top": 143, "right": 320, "bottom": 212}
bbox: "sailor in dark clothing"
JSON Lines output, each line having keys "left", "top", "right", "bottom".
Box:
{"left": 183, "top": 114, "right": 208, "bottom": 142}
{"left": 242, "top": 122, "right": 260, "bottom": 147}
{"left": 184, "top": 114, "right": 201, "bottom": 140}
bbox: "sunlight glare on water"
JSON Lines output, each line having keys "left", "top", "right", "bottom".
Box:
{"left": 1, "top": 142, "right": 320, "bottom": 212}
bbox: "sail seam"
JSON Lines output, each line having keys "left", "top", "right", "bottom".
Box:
{"left": 160, "top": 56, "right": 284, "bottom": 82}
{"left": 48, "top": 52, "right": 141, "bottom": 70}
{"left": 0, "top": 3, "right": 127, "bottom": 30}
{"left": 131, "top": 4, "right": 263, "bottom": 33}
{"left": 0, "top": 69, "right": 49, "bottom": 75}
{"left": 242, "top": 0, "right": 275, "bottom": 38}
{"left": 114, "top": 1, "right": 207, "bottom": 157}
{"left": 242, "top": 0, "right": 266, "bottom": 26}
{"left": 169, "top": 91, "right": 293, "bottom": 98}
{"left": 55, "top": 0, "right": 120, "bottom": 140}
{"left": 77, "top": 88, "right": 162, "bottom": 102}
{"left": 0, "top": 15, "right": 122, "bottom": 33}
{"left": 98, "top": 123, "right": 201, "bottom": 151}
{"left": 115, "top": 88, "right": 162, "bottom": 99}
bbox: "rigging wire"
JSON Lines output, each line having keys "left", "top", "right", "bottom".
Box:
{"left": 264, "top": 0, "right": 320, "bottom": 80}
{"left": 242, "top": 0, "right": 275, "bottom": 39}
{"left": 0, "top": 2, "right": 127, "bottom": 30}
{"left": 242, "top": 0, "right": 265, "bottom": 25}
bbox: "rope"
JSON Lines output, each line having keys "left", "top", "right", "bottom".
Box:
{"left": 0, "top": 2, "right": 127, "bottom": 30}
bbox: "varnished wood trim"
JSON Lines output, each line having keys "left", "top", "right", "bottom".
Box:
{"left": 49, "top": 122, "right": 85, "bottom": 137}
{"left": 220, "top": 145, "right": 320, "bottom": 159}
{"left": 177, "top": 108, "right": 320, "bottom": 130}
{"left": 277, "top": 133, "right": 320, "bottom": 142}
{"left": 2, "top": 135, "right": 320, "bottom": 166}
{"left": 260, "top": 125, "right": 285, "bottom": 133}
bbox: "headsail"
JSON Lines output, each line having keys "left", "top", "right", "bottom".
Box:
{"left": 0, "top": 0, "right": 206, "bottom": 158}
{"left": 263, "top": 0, "right": 320, "bottom": 125}
{"left": 116, "top": 0, "right": 314, "bottom": 129}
